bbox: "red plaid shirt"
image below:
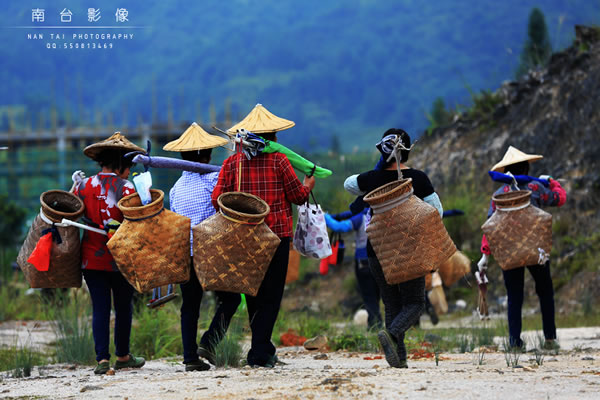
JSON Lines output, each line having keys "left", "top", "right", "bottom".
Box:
{"left": 212, "top": 152, "right": 310, "bottom": 238}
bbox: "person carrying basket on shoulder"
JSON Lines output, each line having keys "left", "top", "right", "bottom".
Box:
{"left": 344, "top": 128, "right": 444, "bottom": 369}
{"left": 164, "top": 123, "right": 243, "bottom": 371}
{"left": 73, "top": 132, "right": 146, "bottom": 375}
{"left": 211, "top": 104, "right": 315, "bottom": 368}
{"left": 478, "top": 146, "right": 566, "bottom": 350}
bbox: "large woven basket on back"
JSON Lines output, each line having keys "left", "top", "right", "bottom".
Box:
{"left": 193, "top": 192, "right": 280, "bottom": 296}
{"left": 438, "top": 250, "right": 471, "bottom": 287}
{"left": 481, "top": 190, "right": 552, "bottom": 270}
{"left": 17, "top": 190, "right": 84, "bottom": 288}
{"left": 363, "top": 178, "right": 456, "bottom": 284}
{"left": 107, "top": 189, "right": 191, "bottom": 293}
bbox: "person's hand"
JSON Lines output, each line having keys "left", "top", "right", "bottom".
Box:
{"left": 72, "top": 170, "right": 86, "bottom": 184}
{"left": 70, "top": 170, "right": 86, "bottom": 192}
{"left": 475, "top": 254, "right": 489, "bottom": 285}
{"left": 303, "top": 175, "right": 316, "bottom": 191}
{"left": 539, "top": 174, "right": 553, "bottom": 182}
{"left": 477, "top": 253, "right": 488, "bottom": 270}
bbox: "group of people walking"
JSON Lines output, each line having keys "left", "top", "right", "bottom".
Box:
{"left": 70, "top": 104, "right": 566, "bottom": 373}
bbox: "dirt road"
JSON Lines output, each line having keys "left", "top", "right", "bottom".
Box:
{"left": 1, "top": 326, "right": 600, "bottom": 399}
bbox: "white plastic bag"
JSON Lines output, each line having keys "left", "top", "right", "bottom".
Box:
{"left": 293, "top": 193, "right": 332, "bottom": 259}
{"left": 132, "top": 171, "right": 153, "bottom": 205}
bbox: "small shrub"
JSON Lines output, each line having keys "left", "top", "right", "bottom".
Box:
{"left": 130, "top": 302, "right": 182, "bottom": 360}
{"left": 473, "top": 347, "right": 486, "bottom": 366}
{"left": 534, "top": 349, "right": 544, "bottom": 366}
{"left": 0, "top": 284, "right": 48, "bottom": 322}
{"left": 330, "top": 326, "right": 379, "bottom": 352}
{"left": 458, "top": 334, "right": 473, "bottom": 353}
{"left": 51, "top": 291, "right": 95, "bottom": 365}
{"left": 502, "top": 337, "right": 522, "bottom": 368}
{"left": 473, "top": 326, "right": 496, "bottom": 347}
{"left": 211, "top": 317, "right": 244, "bottom": 368}
{"left": 12, "top": 344, "right": 43, "bottom": 378}
{"left": 467, "top": 90, "right": 504, "bottom": 122}
{"left": 0, "top": 345, "right": 46, "bottom": 377}
{"left": 296, "top": 314, "right": 331, "bottom": 339}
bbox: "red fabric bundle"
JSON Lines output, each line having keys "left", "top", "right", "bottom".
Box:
{"left": 27, "top": 232, "right": 53, "bottom": 272}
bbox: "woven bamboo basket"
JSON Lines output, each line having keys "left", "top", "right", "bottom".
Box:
{"left": 193, "top": 192, "right": 280, "bottom": 296}
{"left": 481, "top": 190, "right": 552, "bottom": 270}
{"left": 425, "top": 272, "right": 433, "bottom": 291}
{"left": 438, "top": 250, "right": 471, "bottom": 287}
{"left": 17, "top": 190, "right": 84, "bottom": 288}
{"left": 363, "top": 178, "right": 456, "bottom": 284}
{"left": 286, "top": 243, "right": 301, "bottom": 284}
{"left": 107, "top": 189, "right": 191, "bottom": 293}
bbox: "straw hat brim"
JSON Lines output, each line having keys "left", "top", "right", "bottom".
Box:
{"left": 83, "top": 132, "right": 145, "bottom": 161}
{"left": 491, "top": 146, "right": 543, "bottom": 172}
{"left": 227, "top": 104, "right": 295, "bottom": 134}
{"left": 163, "top": 122, "right": 229, "bottom": 152}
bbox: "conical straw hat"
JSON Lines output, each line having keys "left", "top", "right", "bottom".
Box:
{"left": 491, "top": 146, "right": 543, "bottom": 172}
{"left": 227, "top": 104, "right": 295, "bottom": 134}
{"left": 84, "top": 132, "right": 145, "bottom": 161}
{"left": 163, "top": 122, "right": 228, "bottom": 152}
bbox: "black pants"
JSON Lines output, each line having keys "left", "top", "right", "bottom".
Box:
{"left": 355, "top": 258, "right": 382, "bottom": 328}
{"left": 83, "top": 269, "right": 134, "bottom": 362}
{"left": 180, "top": 266, "right": 241, "bottom": 364}
{"left": 246, "top": 237, "right": 290, "bottom": 366}
{"left": 502, "top": 262, "right": 556, "bottom": 347}
{"left": 368, "top": 256, "right": 425, "bottom": 361}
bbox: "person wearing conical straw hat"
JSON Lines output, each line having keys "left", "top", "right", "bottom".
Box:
{"left": 73, "top": 132, "right": 146, "bottom": 375}
{"left": 478, "top": 145, "right": 566, "bottom": 350}
{"left": 212, "top": 104, "right": 315, "bottom": 368}
{"left": 165, "top": 122, "right": 242, "bottom": 371}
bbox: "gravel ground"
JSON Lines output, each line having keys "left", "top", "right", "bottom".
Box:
{"left": 1, "top": 326, "right": 600, "bottom": 399}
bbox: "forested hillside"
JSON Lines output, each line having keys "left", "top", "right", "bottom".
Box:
{"left": 1, "top": 0, "right": 598, "bottom": 149}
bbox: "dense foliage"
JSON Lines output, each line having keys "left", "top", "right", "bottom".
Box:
{"left": 0, "top": 1, "right": 597, "bottom": 150}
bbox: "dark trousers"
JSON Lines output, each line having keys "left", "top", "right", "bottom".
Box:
{"left": 180, "top": 266, "right": 241, "bottom": 363}
{"left": 83, "top": 269, "right": 134, "bottom": 362}
{"left": 246, "top": 237, "right": 290, "bottom": 366}
{"left": 355, "top": 258, "right": 382, "bottom": 328}
{"left": 502, "top": 261, "right": 556, "bottom": 347}
{"left": 368, "top": 256, "right": 425, "bottom": 361}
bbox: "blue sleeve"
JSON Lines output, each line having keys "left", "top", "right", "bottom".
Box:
{"left": 169, "top": 186, "right": 176, "bottom": 213}
{"left": 324, "top": 213, "right": 353, "bottom": 233}
{"left": 332, "top": 210, "right": 353, "bottom": 221}
{"left": 349, "top": 212, "right": 364, "bottom": 230}
{"left": 423, "top": 192, "right": 443, "bottom": 217}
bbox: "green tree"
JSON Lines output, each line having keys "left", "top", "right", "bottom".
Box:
{"left": 330, "top": 134, "right": 341, "bottom": 155}
{"left": 431, "top": 97, "right": 452, "bottom": 127}
{"left": 516, "top": 8, "right": 553, "bottom": 79}
{"left": 0, "top": 194, "right": 26, "bottom": 248}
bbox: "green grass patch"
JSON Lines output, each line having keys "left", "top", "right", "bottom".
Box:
{"left": 0, "top": 346, "right": 47, "bottom": 377}
{"left": 211, "top": 314, "right": 245, "bottom": 368}
{"left": 50, "top": 290, "right": 95, "bottom": 365}
{"left": 329, "top": 325, "right": 379, "bottom": 352}
{"left": 130, "top": 301, "right": 182, "bottom": 360}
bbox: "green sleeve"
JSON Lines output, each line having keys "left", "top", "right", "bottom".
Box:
{"left": 263, "top": 141, "right": 332, "bottom": 178}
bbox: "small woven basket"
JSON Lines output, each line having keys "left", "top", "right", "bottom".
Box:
{"left": 364, "top": 178, "right": 456, "bottom": 284}
{"left": 17, "top": 190, "right": 84, "bottom": 288}
{"left": 193, "top": 192, "right": 280, "bottom": 296}
{"left": 438, "top": 250, "right": 471, "bottom": 287}
{"left": 481, "top": 190, "right": 552, "bottom": 270}
{"left": 107, "top": 189, "right": 191, "bottom": 293}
